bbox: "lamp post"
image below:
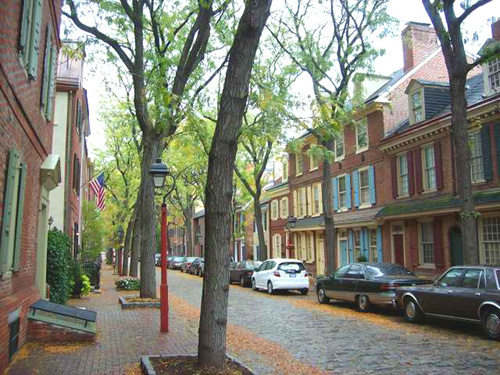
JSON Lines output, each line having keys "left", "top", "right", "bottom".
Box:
{"left": 117, "top": 225, "right": 124, "bottom": 275}
{"left": 48, "top": 216, "right": 54, "bottom": 230}
{"left": 285, "top": 217, "right": 297, "bottom": 258}
{"left": 150, "top": 158, "right": 175, "bottom": 333}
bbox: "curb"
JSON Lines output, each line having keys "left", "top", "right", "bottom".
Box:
{"left": 119, "top": 296, "right": 161, "bottom": 309}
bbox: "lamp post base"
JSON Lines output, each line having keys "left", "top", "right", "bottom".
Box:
{"left": 160, "top": 283, "right": 169, "bottom": 332}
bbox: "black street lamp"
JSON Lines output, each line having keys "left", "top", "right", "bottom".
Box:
{"left": 285, "top": 217, "right": 297, "bottom": 258}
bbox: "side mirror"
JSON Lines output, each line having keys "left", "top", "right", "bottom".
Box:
{"left": 254, "top": 268, "right": 259, "bottom": 272}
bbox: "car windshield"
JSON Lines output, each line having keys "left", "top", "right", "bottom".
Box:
{"left": 173, "top": 257, "right": 185, "bottom": 262}
{"left": 278, "top": 262, "right": 305, "bottom": 272}
{"left": 186, "top": 257, "right": 198, "bottom": 262}
{"left": 497, "top": 270, "right": 500, "bottom": 288}
{"left": 365, "top": 264, "right": 414, "bottom": 277}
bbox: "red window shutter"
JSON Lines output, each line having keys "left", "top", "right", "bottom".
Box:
{"left": 435, "top": 141, "right": 443, "bottom": 190}
{"left": 433, "top": 218, "right": 444, "bottom": 268}
{"left": 409, "top": 220, "right": 419, "bottom": 269}
{"left": 407, "top": 150, "right": 415, "bottom": 195}
{"left": 414, "top": 147, "right": 423, "bottom": 194}
{"left": 391, "top": 157, "right": 398, "bottom": 198}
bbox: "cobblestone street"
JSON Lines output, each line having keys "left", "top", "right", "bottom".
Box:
{"left": 6, "top": 266, "right": 500, "bottom": 375}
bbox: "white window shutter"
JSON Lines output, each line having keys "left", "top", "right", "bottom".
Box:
{"left": 307, "top": 186, "right": 312, "bottom": 216}
{"left": 318, "top": 183, "right": 323, "bottom": 214}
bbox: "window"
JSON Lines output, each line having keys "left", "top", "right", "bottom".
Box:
{"left": 482, "top": 217, "right": 500, "bottom": 264}
{"left": 0, "top": 150, "right": 27, "bottom": 276}
{"left": 437, "top": 268, "right": 464, "bottom": 287}
{"left": 353, "top": 230, "right": 361, "bottom": 262}
{"left": 461, "top": 269, "right": 484, "bottom": 289}
{"left": 271, "top": 200, "right": 279, "bottom": 221}
{"left": 397, "top": 154, "right": 409, "bottom": 196}
{"left": 335, "top": 134, "right": 344, "bottom": 160}
{"left": 358, "top": 169, "right": 370, "bottom": 205}
{"left": 488, "top": 57, "right": 500, "bottom": 93}
{"left": 73, "top": 155, "right": 80, "bottom": 196}
{"left": 369, "top": 229, "right": 378, "bottom": 262}
{"left": 273, "top": 235, "right": 281, "bottom": 258}
{"left": 296, "top": 153, "right": 303, "bottom": 175}
{"left": 411, "top": 90, "right": 423, "bottom": 123}
{"left": 420, "top": 222, "right": 434, "bottom": 265}
{"left": 19, "top": 0, "right": 43, "bottom": 78}
{"left": 282, "top": 160, "right": 288, "bottom": 182}
{"left": 310, "top": 153, "right": 319, "bottom": 170}
{"left": 263, "top": 211, "right": 267, "bottom": 231}
{"left": 333, "top": 265, "right": 350, "bottom": 278}
{"left": 356, "top": 121, "right": 368, "bottom": 152}
{"left": 312, "top": 184, "right": 322, "bottom": 215}
{"left": 338, "top": 175, "right": 347, "bottom": 209}
{"left": 306, "top": 233, "right": 313, "bottom": 262}
{"left": 298, "top": 188, "right": 306, "bottom": 217}
{"left": 469, "top": 132, "right": 484, "bottom": 183}
{"left": 345, "top": 264, "right": 364, "bottom": 279}
{"left": 280, "top": 197, "right": 288, "bottom": 219}
{"left": 422, "top": 145, "right": 436, "bottom": 191}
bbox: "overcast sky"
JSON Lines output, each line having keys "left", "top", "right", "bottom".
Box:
{"left": 82, "top": 0, "right": 499, "bottom": 157}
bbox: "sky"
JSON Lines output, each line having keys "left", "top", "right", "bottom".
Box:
{"left": 82, "top": 0, "right": 499, "bottom": 158}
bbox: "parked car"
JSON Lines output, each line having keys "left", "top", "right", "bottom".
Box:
{"left": 155, "top": 254, "right": 161, "bottom": 266}
{"left": 396, "top": 265, "right": 500, "bottom": 340}
{"left": 166, "top": 255, "right": 174, "bottom": 267}
{"left": 230, "top": 261, "right": 262, "bottom": 287}
{"left": 316, "top": 263, "right": 432, "bottom": 312}
{"left": 198, "top": 261, "right": 205, "bottom": 277}
{"left": 169, "top": 256, "right": 186, "bottom": 270}
{"left": 188, "top": 258, "right": 204, "bottom": 275}
{"left": 180, "top": 257, "right": 199, "bottom": 273}
{"left": 252, "top": 259, "right": 309, "bottom": 295}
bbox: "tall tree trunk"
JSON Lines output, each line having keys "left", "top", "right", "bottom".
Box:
{"left": 198, "top": 0, "right": 272, "bottom": 368}
{"left": 450, "top": 76, "right": 479, "bottom": 264}
{"left": 184, "top": 206, "right": 194, "bottom": 256}
{"left": 130, "top": 213, "right": 140, "bottom": 277}
{"left": 138, "top": 131, "right": 161, "bottom": 298}
{"left": 322, "top": 139, "right": 336, "bottom": 275}
{"left": 254, "top": 191, "right": 267, "bottom": 260}
{"left": 121, "top": 213, "right": 135, "bottom": 276}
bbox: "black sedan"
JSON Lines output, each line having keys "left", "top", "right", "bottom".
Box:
{"left": 230, "top": 261, "right": 262, "bottom": 287}
{"left": 396, "top": 265, "right": 500, "bottom": 340}
{"left": 316, "top": 262, "right": 432, "bottom": 312}
{"left": 188, "top": 258, "right": 204, "bottom": 275}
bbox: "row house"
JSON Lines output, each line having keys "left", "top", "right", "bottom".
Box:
{"left": 192, "top": 209, "right": 205, "bottom": 257}
{"left": 0, "top": 0, "right": 62, "bottom": 369}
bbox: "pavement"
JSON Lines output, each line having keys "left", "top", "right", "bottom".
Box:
{"left": 5, "top": 265, "right": 500, "bottom": 375}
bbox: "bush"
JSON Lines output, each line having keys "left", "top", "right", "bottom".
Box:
{"left": 46, "top": 229, "right": 72, "bottom": 304}
{"left": 357, "top": 255, "right": 368, "bottom": 262}
{"left": 115, "top": 277, "right": 140, "bottom": 291}
{"left": 69, "top": 260, "right": 84, "bottom": 297}
{"left": 81, "top": 275, "right": 92, "bottom": 296}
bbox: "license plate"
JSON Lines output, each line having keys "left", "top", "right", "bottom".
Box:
{"left": 290, "top": 274, "right": 296, "bottom": 278}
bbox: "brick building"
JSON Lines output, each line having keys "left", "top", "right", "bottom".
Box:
{"left": 0, "top": 0, "right": 62, "bottom": 369}
{"left": 192, "top": 209, "right": 205, "bottom": 257}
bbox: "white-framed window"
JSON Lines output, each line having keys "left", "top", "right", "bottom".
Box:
{"left": 411, "top": 90, "right": 423, "bottom": 123}
{"left": 306, "top": 232, "right": 313, "bottom": 262}
{"left": 280, "top": 197, "right": 288, "bottom": 219}
{"left": 334, "top": 134, "right": 344, "bottom": 161}
{"left": 369, "top": 229, "right": 378, "bottom": 262}
{"left": 282, "top": 160, "right": 288, "bottom": 182}
{"left": 273, "top": 234, "right": 282, "bottom": 258}
{"left": 296, "top": 153, "right": 303, "bottom": 175}
{"left": 419, "top": 221, "right": 434, "bottom": 265}
{"left": 397, "top": 153, "right": 409, "bottom": 196}
{"left": 488, "top": 57, "right": 500, "bottom": 94}
{"left": 469, "top": 131, "right": 484, "bottom": 183}
{"left": 298, "top": 188, "right": 306, "bottom": 217}
{"left": 353, "top": 230, "right": 362, "bottom": 262}
{"left": 309, "top": 152, "right": 319, "bottom": 170}
{"left": 312, "top": 183, "right": 322, "bottom": 215}
{"left": 358, "top": 168, "right": 370, "bottom": 205}
{"left": 356, "top": 121, "right": 368, "bottom": 152}
{"left": 422, "top": 145, "right": 436, "bottom": 191}
{"left": 337, "top": 175, "right": 347, "bottom": 209}
{"left": 482, "top": 217, "right": 500, "bottom": 264}
{"left": 271, "top": 200, "right": 279, "bottom": 221}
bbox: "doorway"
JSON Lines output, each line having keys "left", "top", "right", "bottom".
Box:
{"left": 392, "top": 224, "right": 405, "bottom": 266}
{"left": 450, "top": 226, "right": 463, "bottom": 266}
{"left": 316, "top": 233, "right": 325, "bottom": 276}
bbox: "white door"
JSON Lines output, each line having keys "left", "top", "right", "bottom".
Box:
{"left": 255, "top": 261, "right": 267, "bottom": 287}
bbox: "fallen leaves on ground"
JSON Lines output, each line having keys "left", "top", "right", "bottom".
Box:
{"left": 123, "top": 362, "right": 143, "bottom": 375}
{"left": 42, "top": 342, "right": 92, "bottom": 353}
{"left": 124, "top": 297, "right": 160, "bottom": 303}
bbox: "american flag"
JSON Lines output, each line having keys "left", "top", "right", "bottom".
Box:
{"left": 89, "top": 172, "right": 105, "bottom": 211}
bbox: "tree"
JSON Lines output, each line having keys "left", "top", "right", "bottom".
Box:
{"left": 198, "top": 0, "right": 272, "bottom": 367}
{"left": 270, "top": 0, "right": 394, "bottom": 274}
{"left": 422, "top": 0, "right": 500, "bottom": 265}
{"left": 81, "top": 201, "right": 106, "bottom": 261}
{"left": 65, "top": 0, "right": 228, "bottom": 297}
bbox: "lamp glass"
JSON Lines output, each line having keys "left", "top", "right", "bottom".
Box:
{"left": 153, "top": 174, "right": 167, "bottom": 188}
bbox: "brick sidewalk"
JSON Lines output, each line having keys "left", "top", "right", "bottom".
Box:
{"left": 5, "top": 266, "right": 198, "bottom": 375}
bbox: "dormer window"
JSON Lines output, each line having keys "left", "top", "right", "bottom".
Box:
{"left": 488, "top": 57, "right": 500, "bottom": 94}
{"left": 411, "top": 89, "right": 423, "bottom": 124}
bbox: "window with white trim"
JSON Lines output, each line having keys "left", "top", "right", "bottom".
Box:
{"left": 359, "top": 169, "right": 370, "bottom": 205}
{"left": 397, "top": 154, "right": 409, "bottom": 196}
{"left": 482, "top": 217, "right": 500, "bottom": 264}
{"left": 309, "top": 152, "right": 319, "bottom": 170}
{"left": 488, "top": 57, "right": 500, "bottom": 93}
{"left": 356, "top": 121, "right": 368, "bottom": 152}
{"left": 469, "top": 132, "right": 484, "bottom": 183}
{"left": 280, "top": 197, "right": 288, "bottom": 219}
{"left": 282, "top": 160, "right": 288, "bottom": 182}
{"left": 334, "top": 134, "right": 344, "bottom": 160}
{"left": 353, "top": 230, "right": 362, "bottom": 262}
{"left": 271, "top": 200, "right": 279, "bottom": 221}
{"left": 306, "top": 233, "right": 313, "bottom": 262}
{"left": 411, "top": 90, "right": 423, "bottom": 123}
{"left": 296, "top": 153, "right": 303, "bottom": 175}
{"left": 337, "top": 175, "right": 347, "bottom": 209}
{"left": 369, "top": 229, "right": 378, "bottom": 262}
{"left": 313, "top": 184, "right": 321, "bottom": 214}
{"left": 422, "top": 145, "right": 436, "bottom": 191}
{"left": 273, "top": 234, "right": 282, "bottom": 258}
{"left": 419, "top": 222, "right": 434, "bottom": 265}
{"left": 298, "top": 188, "right": 306, "bottom": 217}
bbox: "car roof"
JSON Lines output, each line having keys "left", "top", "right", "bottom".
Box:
{"left": 265, "top": 258, "right": 304, "bottom": 263}
{"left": 449, "top": 265, "right": 500, "bottom": 269}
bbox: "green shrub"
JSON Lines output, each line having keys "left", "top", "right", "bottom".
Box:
{"left": 357, "top": 255, "right": 368, "bottom": 262}
{"left": 69, "top": 260, "right": 83, "bottom": 297}
{"left": 46, "top": 228, "right": 72, "bottom": 304}
{"left": 115, "top": 277, "right": 140, "bottom": 290}
{"left": 81, "top": 275, "right": 91, "bottom": 296}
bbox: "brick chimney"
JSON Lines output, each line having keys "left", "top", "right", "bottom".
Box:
{"left": 402, "top": 22, "right": 439, "bottom": 73}
{"left": 492, "top": 18, "right": 500, "bottom": 40}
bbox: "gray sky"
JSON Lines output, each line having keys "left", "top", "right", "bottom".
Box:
{"left": 83, "top": 0, "right": 499, "bottom": 157}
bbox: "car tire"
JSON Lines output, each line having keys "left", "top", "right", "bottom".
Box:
{"left": 317, "top": 287, "right": 330, "bottom": 304}
{"left": 252, "top": 279, "right": 257, "bottom": 291}
{"left": 404, "top": 298, "right": 424, "bottom": 323}
{"left": 267, "top": 281, "right": 274, "bottom": 295}
{"left": 240, "top": 277, "right": 246, "bottom": 287}
{"left": 300, "top": 288, "right": 309, "bottom": 296}
{"left": 357, "top": 295, "right": 371, "bottom": 313}
{"left": 481, "top": 308, "right": 500, "bottom": 340}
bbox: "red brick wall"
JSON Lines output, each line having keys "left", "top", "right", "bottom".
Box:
{"left": 27, "top": 320, "right": 95, "bottom": 342}
{"left": 0, "top": 0, "right": 61, "bottom": 370}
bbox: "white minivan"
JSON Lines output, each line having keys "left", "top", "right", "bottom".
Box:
{"left": 251, "top": 258, "right": 309, "bottom": 295}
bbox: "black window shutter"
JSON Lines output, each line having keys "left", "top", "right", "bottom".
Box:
{"left": 481, "top": 125, "right": 493, "bottom": 181}
{"left": 494, "top": 124, "right": 500, "bottom": 178}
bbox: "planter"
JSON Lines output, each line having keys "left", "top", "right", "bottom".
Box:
{"left": 119, "top": 296, "right": 161, "bottom": 309}
{"left": 141, "top": 355, "right": 254, "bottom": 375}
